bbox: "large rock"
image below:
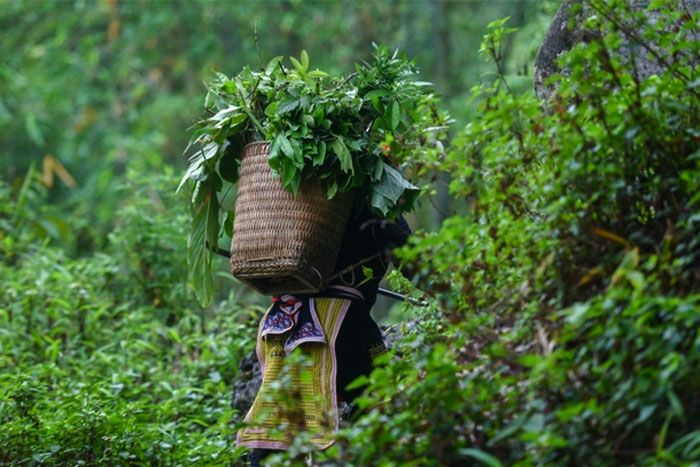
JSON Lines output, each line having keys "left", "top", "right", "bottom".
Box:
{"left": 534, "top": 0, "right": 700, "bottom": 100}
{"left": 231, "top": 350, "right": 262, "bottom": 419}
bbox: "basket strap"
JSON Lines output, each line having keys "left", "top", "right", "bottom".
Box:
{"left": 207, "top": 241, "right": 232, "bottom": 258}
{"left": 321, "top": 285, "right": 365, "bottom": 302}
{"left": 326, "top": 252, "right": 381, "bottom": 285}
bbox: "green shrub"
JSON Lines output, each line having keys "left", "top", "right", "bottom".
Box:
{"left": 0, "top": 169, "right": 259, "bottom": 465}
{"left": 107, "top": 168, "right": 194, "bottom": 311}
{"left": 313, "top": 1, "right": 700, "bottom": 465}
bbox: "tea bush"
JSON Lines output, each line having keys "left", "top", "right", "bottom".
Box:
{"left": 0, "top": 171, "right": 259, "bottom": 465}
{"left": 308, "top": 1, "right": 700, "bottom": 465}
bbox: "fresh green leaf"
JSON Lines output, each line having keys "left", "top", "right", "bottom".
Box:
{"left": 308, "top": 70, "right": 329, "bottom": 78}
{"left": 388, "top": 100, "right": 400, "bottom": 130}
{"left": 326, "top": 180, "right": 338, "bottom": 199}
{"left": 279, "top": 134, "right": 295, "bottom": 159}
{"left": 331, "top": 137, "right": 353, "bottom": 174}
{"left": 276, "top": 96, "right": 299, "bottom": 115}
{"left": 187, "top": 179, "right": 219, "bottom": 306}
{"left": 265, "top": 55, "right": 284, "bottom": 74}
{"left": 290, "top": 56, "right": 304, "bottom": 74}
{"left": 364, "top": 90, "right": 390, "bottom": 100}
{"left": 314, "top": 140, "right": 326, "bottom": 167}
{"left": 458, "top": 449, "right": 503, "bottom": 467}
{"left": 370, "top": 163, "right": 418, "bottom": 216}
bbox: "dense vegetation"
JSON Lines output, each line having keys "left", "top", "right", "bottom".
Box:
{"left": 2, "top": 0, "right": 699, "bottom": 465}
{"left": 315, "top": 2, "right": 700, "bottom": 465}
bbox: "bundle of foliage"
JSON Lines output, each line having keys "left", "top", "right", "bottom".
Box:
{"left": 276, "top": 1, "right": 700, "bottom": 465}
{"left": 180, "top": 45, "right": 449, "bottom": 305}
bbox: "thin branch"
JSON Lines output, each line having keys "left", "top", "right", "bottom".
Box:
{"left": 236, "top": 87, "right": 265, "bottom": 136}
{"left": 254, "top": 17, "right": 263, "bottom": 67}
{"left": 495, "top": 40, "right": 514, "bottom": 96}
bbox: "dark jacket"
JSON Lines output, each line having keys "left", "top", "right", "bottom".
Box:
{"left": 330, "top": 210, "right": 411, "bottom": 308}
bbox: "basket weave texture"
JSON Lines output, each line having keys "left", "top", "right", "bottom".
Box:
{"left": 230, "top": 141, "right": 353, "bottom": 295}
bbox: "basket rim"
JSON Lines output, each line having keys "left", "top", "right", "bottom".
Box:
{"left": 243, "top": 140, "right": 270, "bottom": 150}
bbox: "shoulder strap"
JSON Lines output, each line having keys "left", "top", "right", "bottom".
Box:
{"left": 325, "top": 252, "right": 380, "bottom": 285}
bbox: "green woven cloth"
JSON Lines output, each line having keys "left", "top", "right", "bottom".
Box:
{"left": 237, "top": 297, "right": 351, "bottom": 450}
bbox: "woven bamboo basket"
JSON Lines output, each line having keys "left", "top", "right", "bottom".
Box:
{"left": 230, "top": 141, "right": 353, "bottom": 295}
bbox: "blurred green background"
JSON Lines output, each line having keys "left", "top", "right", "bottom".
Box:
{"left": 5, "top": 3, "right": 700, "bottom": 464}
{"left": 1, "top": 0, "right": 557, "bottom": 310}
{"left": 1, "top": 0, "right": 555, "bottom": 241}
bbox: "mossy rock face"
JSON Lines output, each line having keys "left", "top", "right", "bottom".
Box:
{"left": 231, "top": 351, "right": 262, "bottom": 421}
{"left": 534, "top": 0, "right": 700, "bottom": 100}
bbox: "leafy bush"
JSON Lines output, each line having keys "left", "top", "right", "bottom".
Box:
{"left": 0, "top": 171, "right": 259, "bottom": 465}
{"left": 107, "top": 168, "right": 192, "bottom": 311}
{"left": 307, "top": 1, "right": 700, "bottom": 465}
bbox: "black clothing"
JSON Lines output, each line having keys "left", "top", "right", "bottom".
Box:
{"left": 249, "top": 212, "right": 410, "bottom": 466}
{"left": 330, "top": 211, "right": 411, "bottom": 308}
{"left": 334, "top": 296, "right": 384, "bottom": 402}
{"left": 330, "top": 211, "right": 411, "bottom": 401}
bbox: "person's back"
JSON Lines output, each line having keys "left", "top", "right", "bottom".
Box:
{"left": 330, "top": 210, "right": 411, "bottom": 402}
{"left": 240, "top": 210, "right": 411, "bottom": 466}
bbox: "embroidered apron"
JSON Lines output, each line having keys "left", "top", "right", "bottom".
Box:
{"left": 237, "top": 289, "right": 360, "bottom": 450}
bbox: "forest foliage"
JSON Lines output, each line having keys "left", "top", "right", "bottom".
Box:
{"left": 330, "top": 2, "right": 700, "bottom": 465}
{"left": 2, "top": 0, "right": 700, "bottom": 466}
